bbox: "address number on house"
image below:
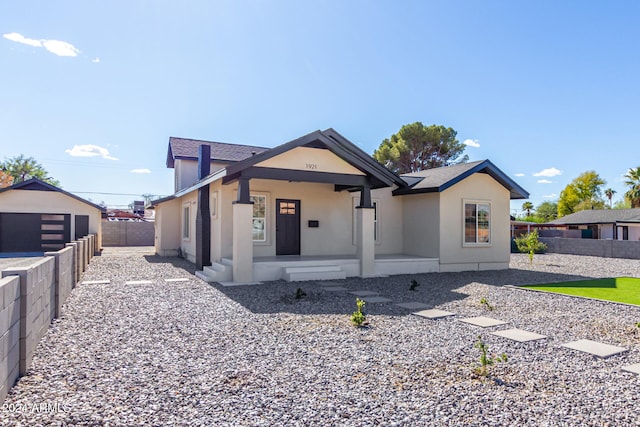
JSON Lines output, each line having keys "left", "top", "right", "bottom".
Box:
{"left": 306, "top": 163, "right": 318, "bottom": 170}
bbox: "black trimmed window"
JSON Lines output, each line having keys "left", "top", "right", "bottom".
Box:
{"left": 464, "top": 201, "right": 491, "bottom": 245}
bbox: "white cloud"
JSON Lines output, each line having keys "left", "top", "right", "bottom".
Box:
{"left": 463, "top": 139, "right": 480, "bottom": 148}
{"left": 537, "top": 179, "right": 552, "bottom": 184}
{"left": 533, "top": 167, "right": 562, "bottom": 177}
{"left": 514, "top": 173, "right": 525, "bottom": 177}
{"left": 65, "top": 144, "right": 118, "bottom": 160}
{"left": 92, "top": 57, "right": 100, "bottom": 63}
{"left": 3, "top": 32, "right": 42, "bottom": 47}
{"left": 543, "top": 193, "right": 557, "bottom": 199}
{"left": 3, "top": 32, "right": 80, "bottom": 57}
{"left": 42, "top": 39, "right": 80, "bottom": 57}
{"left": 131, "top": 169, "right": 151, "bottom": 174}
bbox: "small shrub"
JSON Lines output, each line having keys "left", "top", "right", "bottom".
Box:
{"left": 636, "top": 321, "right": 640, "bottom": 328}
{"left": 409, "top": 279, "right": 420, "bottom": 291}
{"left": 515, "top": 230, "right": 547, "bottom": 264}
{"left": 350, "top": 298, "right": 367, "bottom": 327}
{"left": 474, "top": 335, "right": 508, "bottom": 377}
{"left": 295, "top": 288, "right": 307, "bottom": 300}
{"left": 479, "top": 297, "right": 494, "bottom": 311}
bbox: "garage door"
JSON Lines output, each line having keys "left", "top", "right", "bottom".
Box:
{"left": 0, "top": 213, "right": 71, "bottom": 253}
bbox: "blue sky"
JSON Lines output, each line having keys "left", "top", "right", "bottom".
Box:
{"left": 1, "top": 1, "right": 639, "bottom": 214}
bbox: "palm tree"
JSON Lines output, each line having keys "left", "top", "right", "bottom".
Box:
{"left": 522, "top": 201, "right": 534, "bottom": 217}
{"left": 604, "top": 188, "right": 616, "bottom": 208}
{"left": 624, "top": 167, "right": 640, "bottom": 208}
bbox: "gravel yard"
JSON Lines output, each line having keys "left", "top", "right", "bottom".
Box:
{"left": 2, "top": 252, "right": 640, "bottom": 426}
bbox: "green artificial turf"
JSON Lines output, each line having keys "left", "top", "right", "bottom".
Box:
{"left": 522, "top": 277, "right": 640, "bottom": 305}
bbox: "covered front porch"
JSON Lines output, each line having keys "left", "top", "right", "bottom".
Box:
{"left": 194, "top": 129, "right": 412, "bottom": 284}
{"left": 195, "top": 254, "right": 440, "bottom": 284}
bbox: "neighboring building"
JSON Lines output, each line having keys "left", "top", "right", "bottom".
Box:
{"left": 0, "top": 178, "right": 105, "bottom": 253}
{"left": 152, "top": 129, "right": 528, "bottom": 283}
{"left": 546, "top": 208, "right": 640, "bottom": 240}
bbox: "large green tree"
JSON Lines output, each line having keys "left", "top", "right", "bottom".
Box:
{"left": 373, "top": 122, "right": 468, "bottom": 173}
{"left": 0, "top": 155, "right": 60, "bottom": 187}
{"left": 557, "top": 170, "right": 606, "bottom": 217}
{"left": 535, "top": 201, "right": 558, "bottom": 222}
{"left": 624, "top": 166, "right": 640, "bottom": 208}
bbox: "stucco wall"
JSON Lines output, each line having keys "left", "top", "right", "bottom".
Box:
{"left": 438, "top": 174, "right": 511, "bottom": 271}
{"left": 180, "top": 194, "right": 198, "bottom": 263}
{"left": 401, "top": 192, "right": 440, "bottom": 258}
{"left": 154, "top": 198, "right": 181, "bottom": 257}
{"left": 0, "top": 190, "right": 103, "bottom": 249}
{"left": 174, "top": 159, "right": 228, "bottom": 192}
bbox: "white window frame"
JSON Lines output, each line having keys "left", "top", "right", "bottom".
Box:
{"left": 251, "top": 194, "right": 267, "bottom": 243}
{"left": 182, "top": 203, "right": 191, "bottom": 240}
{"left": 210, "top": 191, "right": 218, "bottom": 219}
{"left": 463, "top": 200, "right": 491, "bottom": 246}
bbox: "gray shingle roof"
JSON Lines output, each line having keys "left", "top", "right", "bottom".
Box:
{"left": 401, "top": 160, "right": 485, "bottom": 189}
{"left": 394, "top": 160, "right": 529, "bottom": 199}
{"left": 167, "top": 137, "right": 270, "bottom": 168}
{"left": 548, "top": 208, "right": 640, "bottom": 225}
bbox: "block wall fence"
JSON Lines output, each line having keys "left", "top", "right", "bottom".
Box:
{"left": 102, "top": 221, "right": 154, "bottom": 246}
{"left": 539, "top": 237, "right": 640, "bottom": 260}
{"left": 0, "top": 234, "right": 98, "bottom": 403}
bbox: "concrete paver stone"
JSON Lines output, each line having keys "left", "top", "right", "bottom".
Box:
{"left": 361, "top": 296, "right": 393, "bottom": 303}
{"left": 317, "top": 281, "right": 343, "bottom": 286}
{"left": 561, "top": 339, "right": 628, "bottom": 358}
{"left": 349, "top": 291, "right": 379, "bottom": 297}
{"left": 459, "top": 316, "right": 508, "bottom": 328}
{"left": 412, "top": 309, "right": 456, "bottom": 319}
{"left": 491, "top": 328, "right": 547, "bottom": 342}
{"left": 621, "top": 363, "right": 640, "bottom": 375}
{"left": 323, "top": 286, "right": 349, "bottom": 291}
{"left": 396, "top": 302, "right": 430, "bottom": 310}
{"left": 81, "top": 280, "right": 111, "bottom": 285}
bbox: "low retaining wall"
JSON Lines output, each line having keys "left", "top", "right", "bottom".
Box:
{"left": 540, "top": 237, "right": 640, "bottom": 259}
{"left": 0, "top": 233, "right": 96, "bottom": 403}
{"left": 0, "top": 276, "right": 20, "bottom": 404}
{"left": 102, "top": 221, "right": 154, "bottom": 246}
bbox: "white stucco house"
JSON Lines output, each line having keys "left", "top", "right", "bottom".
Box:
{"left": 152, "top": 129, "right": 528, "bottom": 283}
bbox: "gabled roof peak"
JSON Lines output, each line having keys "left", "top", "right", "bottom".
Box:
{"left": 0, "top": 178, "right": 106, "bottom": 212}
{"left": 394, "top": 159, "right": 528, "bottom": 200}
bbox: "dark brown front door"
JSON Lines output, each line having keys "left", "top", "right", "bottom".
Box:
{"left": 276, "top": 199, "right": 300, "bottom": 255}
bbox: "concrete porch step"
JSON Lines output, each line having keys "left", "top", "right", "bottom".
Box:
{"left": 283, "top": 265, "right": 347, "bottom": 282}
{"left": 195, "top": 262, "right": 232, "bottom": 283}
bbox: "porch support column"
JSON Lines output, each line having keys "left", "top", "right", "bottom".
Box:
{"left": 232, "top": 177, "right": 254, "bottom": 283}
{"left": 356, "top": 185, "right": 375, "bottom": 277}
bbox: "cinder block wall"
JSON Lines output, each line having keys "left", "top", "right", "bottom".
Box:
{"left": 0, "top": 238, "right": 90, "bottom": 404}
{"left": 102, "top": 222, "right": 155, "bottom": 246}
{"left": 0, "top": 276, "right": 20, "bottom": 403}
{"left": 540, "top": 237, "right": 640, "bottom": 259}
{"left": 2, "top": 258, "right": 56, "bottom": 376}
{"left": 45, "top": 246, "right": 74, "bottom": 318}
